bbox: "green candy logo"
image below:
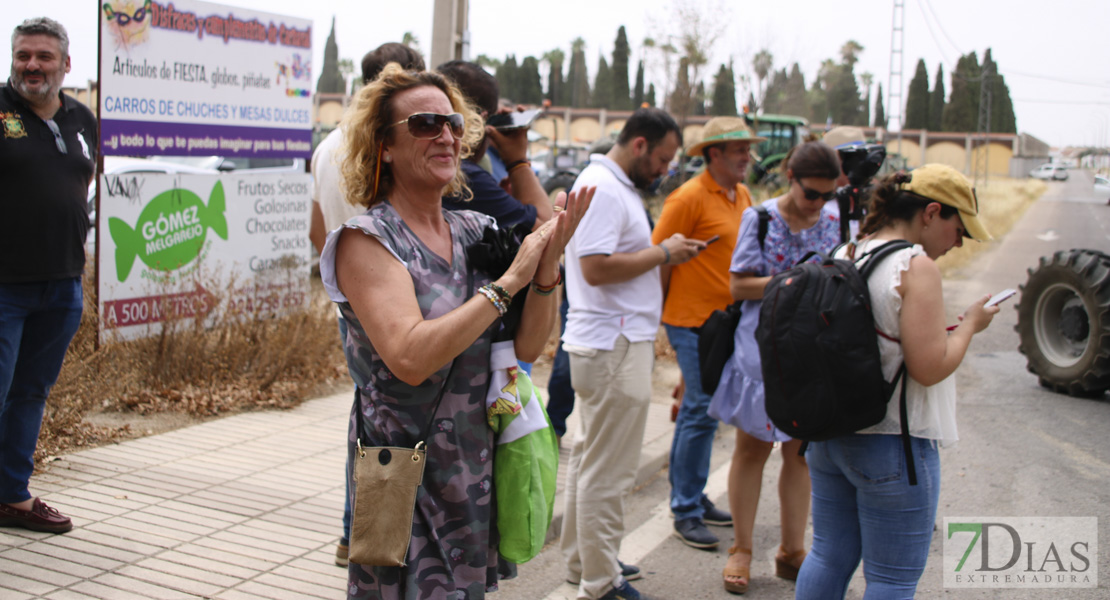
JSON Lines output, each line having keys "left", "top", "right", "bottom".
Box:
{"left": 108, "top": 181, "right": 229, "bottom": 281}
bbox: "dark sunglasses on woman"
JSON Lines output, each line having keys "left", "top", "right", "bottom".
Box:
{"left": 796, "top": 180, "right": 835, "bottom": 202}
{"left": 391, "top": 113, "right": 465, "bottom": 140}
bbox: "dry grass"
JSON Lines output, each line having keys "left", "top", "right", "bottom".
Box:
{"left": 935, "top": 177, "right": 1046, "bottom": 275}
{"left": 37, "top": 270, "right": 347, "bottom": 464}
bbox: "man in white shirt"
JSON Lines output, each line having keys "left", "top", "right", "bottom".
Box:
{"left": 560, "top": 108, "right": 704, "bottom": 600}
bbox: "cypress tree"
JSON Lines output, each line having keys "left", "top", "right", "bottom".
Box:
{"left": 568, "top": 38, "right": 591, "bottom": 108}
{"left": 316, "top": 17, "right": 343, "bottom": 93}
{"left": 632, "top": 60, "right": 645, "bottom": 107}
{"left": 942, "top": 51, "right": 980, "bottom": 132}
{"left": 829, "top": 40, "right": 865, "bottom": 124}
{"left": 762, "top": 68, "right": 787, "bottom": 114}
{"left": 670, "top": 57, "right": 692, "bottom": 115}
{"left": 593, "top": 56, "right": 612, "bottom": 108}
{"left": 874, "top": 82, "right": 887, "bottom": 128}
{"left": 904, "top": 59, "right": 930, "bottom": 129}
{"left": 828, "top": 65, "right": 863, "bottom": 125}
{"left": 782, "top": 63, "right": 809, "bottom": 118}
{"left": 497, "top": 55, "right": 519, "bottom": 102}
{"left": 694, "top": 82, "right": 707, "bottom": 115}
{"left": 517, "top": 56, "right": 544, "bottom": 105}
{"left": 983, "top": 49, "right": 1017, "bottom": 133}
{"left": 860, "top": 72, "right": 873, "bottom": 127}
{"left": 543, "top": 49, "right": 565, "bottom": 105}
{"left": 929, "top": 64, "right": 946, "bottom": 131}
{"left": 645, "top": 83, "right": 656, "bottom": 107}
{"left": 710, "top": 63, "right": 737, "bottom": 116}
{"left": 808, "top": 59, "right": 836, "bottom": 123}
{"left": 611, "top": 26, "right": 632, "bottom": 110}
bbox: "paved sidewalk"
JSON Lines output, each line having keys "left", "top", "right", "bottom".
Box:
{"left": 0, "top": 386, "right": 677, "bottom": 599}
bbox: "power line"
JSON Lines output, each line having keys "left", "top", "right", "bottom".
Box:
{"left": 914, "top": 0, "right": 952, "bottom": 67}
{"left": 919, "top": 0, "right": 963, "bottom": 56}
{"left": 1003, "top": 69, "right": 1110, "bottom": 89}
{"left": 1013, "top": 98, "right": 1110, "bottom": 106}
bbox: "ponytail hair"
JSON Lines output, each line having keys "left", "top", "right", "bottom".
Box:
{"left": 859, "top": 171, "right": 959, "bottom": 236}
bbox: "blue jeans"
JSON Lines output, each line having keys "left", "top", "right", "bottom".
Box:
{"left": 664, "top": 324, "right": 719, "bottom": 521}
{"left": 546, "top": 292, "right": 574, "bottom": 438}
{"left": 0, "top": 278, "right": 83, "bottom": 504}
{"left": 796, "top": 434, "right": 941, "bottom": 600}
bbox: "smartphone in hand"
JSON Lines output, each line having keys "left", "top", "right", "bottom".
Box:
{"left": 487, "top": 108, "right": 542, "bottom": 130}
{"left": 985, "top": 288, "right": 1017, "bottom": 308}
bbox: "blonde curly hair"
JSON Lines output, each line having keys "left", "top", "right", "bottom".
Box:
{"left": 340, "top": 63, "right": 484, "bottom": 208}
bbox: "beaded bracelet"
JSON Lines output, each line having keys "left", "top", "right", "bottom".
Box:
{"left": 657, "top": 244, "right": 671, "bottom": 265}
{"left": 487, "top": 283, "right": 513, "bottom": 307}
{"left": 477, "top": 285, "right": 508, "bottom": 316}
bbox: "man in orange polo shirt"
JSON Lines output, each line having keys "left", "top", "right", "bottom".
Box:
{"left": 652, "top": 117, "right": 765, "bottom": 549}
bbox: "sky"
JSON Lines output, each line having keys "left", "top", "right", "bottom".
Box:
{"left": 6, "top": 0, "right": 1110, "bottom": 148}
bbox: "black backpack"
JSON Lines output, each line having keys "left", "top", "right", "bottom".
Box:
{"left": 756, "top": 240, "right": 921, "bottom": 484}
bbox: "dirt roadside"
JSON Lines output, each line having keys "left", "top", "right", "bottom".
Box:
{"left": 67, "top": 333, "right": 682, "bottom": 460}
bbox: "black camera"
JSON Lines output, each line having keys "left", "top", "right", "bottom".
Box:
{"left": 832, "top": 143, "right": 886, "bottom": 241}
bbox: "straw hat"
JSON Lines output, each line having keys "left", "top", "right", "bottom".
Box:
{"left": 823, "top": 126, "right": 866, "bottom": 149}
{"left": 902, "top": 164, "right": 992, "bottom": 241}
{"left": 686, "top": 117, "right": 766, "bottom": 157}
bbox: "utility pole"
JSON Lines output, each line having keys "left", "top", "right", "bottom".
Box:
{"left": 888, "top": 0, "right": 906, "bottom": 160}
{"left": 430, "top": 0, "right": 469, "bottom": 68}
{"left": 974, "top": 64, "right": 993, "bottom": 186}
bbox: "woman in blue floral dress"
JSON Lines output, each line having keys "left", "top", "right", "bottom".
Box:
{"left": 707, "top": 141, "right": 842, "bottom": 594}
{"left": 319, "top": 65, "right": 591, "bottom": 600}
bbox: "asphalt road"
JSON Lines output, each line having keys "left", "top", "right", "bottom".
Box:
{"left": 498, "top": 175, "right": 1110, "bottom": 600}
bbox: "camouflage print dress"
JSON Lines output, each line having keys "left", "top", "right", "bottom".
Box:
{"left": 320, "top": 201, "right": 503, "bottom": 600}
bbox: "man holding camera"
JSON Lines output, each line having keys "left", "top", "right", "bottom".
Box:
{"left": 652, "top": 117, "right": 765, "bottom": 549}
{"left": 437, "top": 60, "right": 552, "bottom": 231}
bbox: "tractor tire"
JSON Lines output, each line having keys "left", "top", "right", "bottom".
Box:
{"left": 543, "top": 173, "right": 578, "bottom": 204}
{"left": 1016, "top": 249, "right": 1110, "bottom": 397}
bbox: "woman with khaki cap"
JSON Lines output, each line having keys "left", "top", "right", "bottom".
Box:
{"left": 795, "top": 164, "right": 999, "bottom": 598}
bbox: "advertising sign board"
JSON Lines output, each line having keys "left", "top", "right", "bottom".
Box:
{"left": 97, "top": 172, "right": 312, "bottom": 343}
{"left": 98, "top": 0, "right": 313, "bottom": 158}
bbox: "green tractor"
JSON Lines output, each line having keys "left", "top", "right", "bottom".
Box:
{"left": 654, "top": 113, "right": 810, "bottom": 199}
{"left": 744, "top": 113, "right": 810, "bottom": 190}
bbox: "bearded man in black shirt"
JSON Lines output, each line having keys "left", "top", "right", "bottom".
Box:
{"left": 0, "top": 17, "right": 97, "bottom": 535}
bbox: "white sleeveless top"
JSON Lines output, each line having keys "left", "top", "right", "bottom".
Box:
{"left": 836, "top": 239, "right": 959, "bottom": 447}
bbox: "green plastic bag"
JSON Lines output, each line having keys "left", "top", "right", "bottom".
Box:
{"left": 487, "top": 342, "right": 559, "bottom": 564}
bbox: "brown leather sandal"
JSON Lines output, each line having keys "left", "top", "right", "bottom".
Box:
{"left": 723, "top": 546, "right": 751, "bottom": 594}
{"left": 774, "top": 545, "right": 807, "bottom": 581}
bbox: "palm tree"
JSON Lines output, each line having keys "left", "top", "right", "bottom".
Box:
{"left": 840, "top": 40, "right": 864, "bottom": 67}
{"left": 402, "top": 31, "right": 420, "bottom": 53}
{"left": 752, "top": 49, "right": 773, "bottom": 113}
{"left": 859, "top": 71, "right": 873, "bottom": 127}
